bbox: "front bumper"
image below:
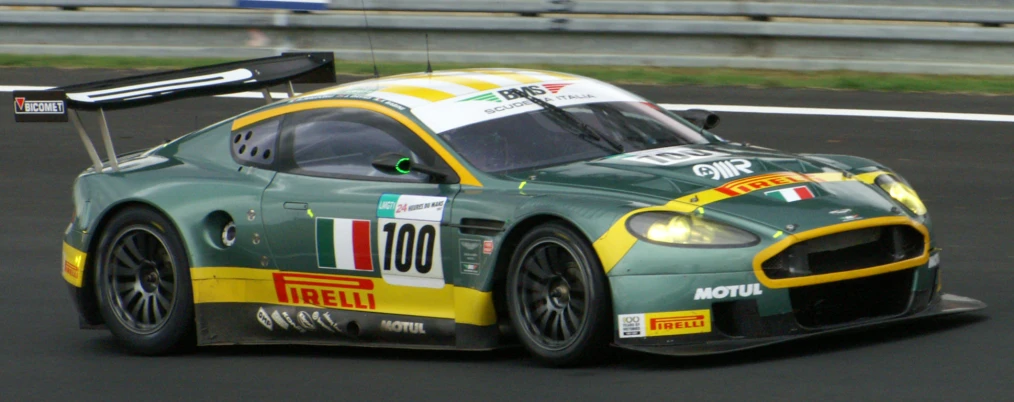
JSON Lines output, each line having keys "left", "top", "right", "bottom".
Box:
{"left": 608, "top": 252, "right": 986, "bottom": 356}
{"left": 616, "top": 292, "right": 984, "bottom": 356}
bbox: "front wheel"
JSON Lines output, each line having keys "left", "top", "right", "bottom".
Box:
{"left": 94, "top": 207, "right": 195, "bottom": 355}
{"left": 505, "top": 223, "right": 612, "bottom": 366}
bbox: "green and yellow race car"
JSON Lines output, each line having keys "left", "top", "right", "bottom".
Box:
{"left": 17, "top": 53, "right": 984, "bottom": 366}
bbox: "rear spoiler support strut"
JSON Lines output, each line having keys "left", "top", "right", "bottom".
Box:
{"left": 68, "top": 110, "right": 106, "bottom": 172}
{"left": 96, "top": 109, "right": 120, "bottom": 171}
{"left": 12, "top": 52, "right": 336, "bottom": 173}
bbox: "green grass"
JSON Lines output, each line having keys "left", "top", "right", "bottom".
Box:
{"left": 4, "top": 54, "right": 1014, "bottom": 94}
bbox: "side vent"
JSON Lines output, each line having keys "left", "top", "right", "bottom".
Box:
{"left": 231, "top": 117, "right": 280, "bottom": 168}
{"left": 456, "top": 218, "right": 506, "bottom": 236}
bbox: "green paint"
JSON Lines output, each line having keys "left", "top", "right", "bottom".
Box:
{"left": 316, "top": 218, "right": 335, "bottom": 268}
{"left": 459, "top": 93, "right": 501, "bottom": 103}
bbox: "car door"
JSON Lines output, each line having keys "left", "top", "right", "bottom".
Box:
{"left": 259, "top": 105, "right": 462, "bottom": 343}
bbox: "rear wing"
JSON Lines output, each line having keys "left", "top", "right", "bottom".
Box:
{"left": 12, "top": 52, "right": 336, "bottom": 172}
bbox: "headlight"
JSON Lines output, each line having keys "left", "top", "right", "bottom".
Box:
{"left": 875, "top": 174, "right": 927, "bottom": 216}
{"left": 626, "top": 212, "right": 759, "bottom": 247}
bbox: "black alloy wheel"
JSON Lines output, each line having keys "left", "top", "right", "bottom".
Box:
{"left": 506, "top": 223, "right": 611, "bottom": 366}
{"left": 95, "top": 207, "right": 195, "bottom": 355}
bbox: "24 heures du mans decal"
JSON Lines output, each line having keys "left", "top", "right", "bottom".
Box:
{"left": 377, "top": 194, "right": 448, "bottom": 289}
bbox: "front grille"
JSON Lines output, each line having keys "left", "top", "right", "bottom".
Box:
{"left": 791, "top": 268, "right": 914, "bottom": 328}
{"left": 762, "top": 225, "right": 924, "bottom": 279}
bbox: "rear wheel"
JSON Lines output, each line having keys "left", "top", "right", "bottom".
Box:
{"left": 94, "top": 207, "right": 194, "bottom": 355}
{"left": 506, "top": 223, "right": 611, "bottom": 366}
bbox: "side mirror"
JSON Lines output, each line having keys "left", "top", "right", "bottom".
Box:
{"left": 675, "top": 109, "right": 720, "bottom": 130}
{"left": 371, "top": 152, "right": 448, "bottom": 181}
{"left": 372, "top": 152, "right": 413, "bottom": 174}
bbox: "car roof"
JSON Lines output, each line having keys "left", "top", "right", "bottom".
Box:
{"left": 288, "top": 68, "right": 644, "bottom": 133}
{"left": 292, "top": 68, "right": 584, "bottom": 107}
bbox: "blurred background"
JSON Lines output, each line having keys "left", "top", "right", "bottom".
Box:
{"left": 1, "top": 0, "right": 1013, "bottom": 77}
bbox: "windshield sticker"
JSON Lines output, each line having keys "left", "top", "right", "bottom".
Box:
{"left": 295, "top": 87, "right": 410, "bottom": 111}
{"left": 296, "top": 87, "right": 377, "bottom": 102}
{"left": 411, "top": 80, "right": 643, "bottom": 133}
{"left": 692, "top": 159, "right": 753, "bottom": 180}
{"left": 377, "top": 194, "right": 447, "bottom": 222}
{"left": 602, "top": 146, "right": 729, "bottom": 166}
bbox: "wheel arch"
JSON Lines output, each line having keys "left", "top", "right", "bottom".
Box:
{"left": 79, "top": 200, "right": 191, "bottom": 325}
{"left": 490, "top": 213, "right": 611, "bottom": 329}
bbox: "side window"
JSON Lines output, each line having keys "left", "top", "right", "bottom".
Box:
{"left": 231, "top": 117, "right": 280, "bottom": 168}
{"left": 284, "top": 108, "right": 435, "bottom": 182}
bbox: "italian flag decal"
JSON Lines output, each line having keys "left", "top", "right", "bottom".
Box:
{"left": 316, "top": 218, "right": 374, "bottom": 271}
{"left": 764, "top": 185, "right": 815, "bottom": 203}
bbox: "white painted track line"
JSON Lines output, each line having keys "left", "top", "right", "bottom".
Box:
{"left": 661, "top": 104, "right": 1014, "bottom": 123}
{"left": 4, "top": 85, "right": 1014, "bottom": 123}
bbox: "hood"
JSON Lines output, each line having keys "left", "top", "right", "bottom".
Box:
{"left": 504, "top": 144, "right": 906, "bottom": 232}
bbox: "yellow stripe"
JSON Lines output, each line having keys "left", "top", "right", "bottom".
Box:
{"left": 751, "top": 216, "right": 929, "bottom": 288}
{"left": 593, "top": 203, "right": 696, "bottom": 273}
{"left": 854, "top": 171, "right": 885, "bottom": 184}
{"left": 231, "top": 99, "right": 482, "bottom": 187}
{"left": 63, "top": 242, "right": 87, "bottom": 288}
{"left": 670, "top": 188, "right": 730, "bottom": 207}
{"left": 377, "top": 85, "right": 457, "bottom": 102}
{"left": 453, "top": 287, "right": 498, "bottom": 326}
{"left": 807, "top": 172, "right": 852, "bottom": 182}
{"left": 594, "top": 170, "right": 892, "bottom": 273}
{"left": 424, "top": 75, "right": 501, "bottom": 91}
{"left": 191, "top": 267, "right": 496, "bottom": 326}
{"left": 592, "top": 226, "right": 639, "bottom": 274}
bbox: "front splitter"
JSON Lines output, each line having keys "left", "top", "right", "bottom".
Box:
{"left": 615, "top": 293, "right": 986, "bottom": 357}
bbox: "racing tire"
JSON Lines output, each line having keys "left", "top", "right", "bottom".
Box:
{"left": 506, "top": 222, "right": 612, "bottom": 367}
{"left": 94, "top": 207, "right": 195, "bottom": 355}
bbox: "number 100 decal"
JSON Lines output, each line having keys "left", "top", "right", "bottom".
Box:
{"left": 378, "top": 218, "right": 444, "bottom": 288}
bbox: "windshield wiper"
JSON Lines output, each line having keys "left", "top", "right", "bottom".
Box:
{"left": 517, "top": 92, "right": 624, "bottom": 154}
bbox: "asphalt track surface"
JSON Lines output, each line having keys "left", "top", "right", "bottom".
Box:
{"left": 1, "top": 68, "right": 1010, "bottom": 401}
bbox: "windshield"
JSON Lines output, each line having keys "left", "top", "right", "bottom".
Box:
{"left": 438, "top": 101, "right": 712, "bottom": 173}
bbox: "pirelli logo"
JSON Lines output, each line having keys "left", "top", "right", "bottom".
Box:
{"left": 646, "top": 311, "right": 710, "bottom": 336}
{"left": 272, "top": 272, "right": 376, "bottom": 311}
{"left": 617, "top": 309, "right": 711, "bottom": 338}
{"left": 63, "top": 260, "right": 81, "bottom": 279}
{"left": 714, "top": 172, "right": 810, "bottom": 197}
{"left": 62, "top": 243, "right": 87, "bottom": 288}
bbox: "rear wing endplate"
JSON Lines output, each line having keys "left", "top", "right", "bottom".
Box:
{"left": 12, "top": 52, "right": 336, "bottom": 172}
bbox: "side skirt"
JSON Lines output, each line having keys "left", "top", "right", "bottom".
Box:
{"left": 195, "top": 303, "right": 502, "bottom": 350}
